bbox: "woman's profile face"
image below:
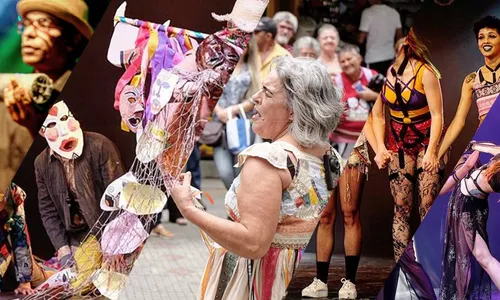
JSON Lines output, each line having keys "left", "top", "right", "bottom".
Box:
{"left": 250, "top": 70, "right": 292, "bottom": 140}
{"left": 477, "top": 27, "right": 500, "bottom": 58}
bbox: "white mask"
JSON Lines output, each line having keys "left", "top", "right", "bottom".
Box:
{"left": 42, "top": 101, "right": 84, "bottom": 159}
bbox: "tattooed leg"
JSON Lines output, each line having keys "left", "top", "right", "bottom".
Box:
{"left": 417, "top": 149, "right": 448, "bottom": 221}
{"left": 388, "top": 151, "right": 416, "bottom": 262}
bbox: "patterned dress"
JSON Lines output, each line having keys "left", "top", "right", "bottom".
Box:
{"left": 198, "top": 141, "right": 342, "bottom": 300}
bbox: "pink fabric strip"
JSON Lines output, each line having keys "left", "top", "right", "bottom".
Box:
{"left": 260, "top": 247, "right": 281, "bottom": 300}
{"left": 113, "top": 23, "right": 151, "bottom": 110}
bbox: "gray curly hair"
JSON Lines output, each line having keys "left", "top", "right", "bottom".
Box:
{"left": 271, "top": 56, "right": 344, "bottom": 147}
{"left": 293, "top": 36, "right": 321, "bottom": 58}
{"left": 273, "top": 11, "right": 298, "bottom": 33}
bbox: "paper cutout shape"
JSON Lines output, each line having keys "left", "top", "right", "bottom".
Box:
{"left": 135, "top": 121, "right": 170, "bottom": 163}
{"left": 36, "top": 268, "right": 76, "bottom": 291}
{"left": 101, "top": 212, "right": 149, "bottom": 255}
{"left": 70, "top": 235, "right": 102, "bottom": 293}
{"left": 100, "top": 172, "right": 138, "bottom": 211}
{"left": 118, "top": 182, "right": 167, "bottom": 215}
{"left": 107, "top": 2, "right": 170, "bottom": 68}
{"left": 150, "top": 69, "right": 179, "bottom": 115}
{"left": 92, "top": 269, "right": 128, "bottom": 300}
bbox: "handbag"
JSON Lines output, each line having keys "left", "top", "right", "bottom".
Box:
{"left": 198, "top": 120, "right": 224, "bottom": 147}
{"left": 226, "top": 105, "right": 254, "bottom": 155}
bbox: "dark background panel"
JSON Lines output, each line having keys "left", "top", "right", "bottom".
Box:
{"left": 306, "top": 0, "right": 500, "bottom": 257}
{"left": 14, "top": 0, "right": 235, "bottom": 259}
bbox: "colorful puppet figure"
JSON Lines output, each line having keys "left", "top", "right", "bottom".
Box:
{"left": 0, "top": 183, "right": 54, "bottom": 295}
{"left": 25, "top": 1, "right": 270, "bottom": 299}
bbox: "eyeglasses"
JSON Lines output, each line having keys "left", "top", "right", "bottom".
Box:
{"left": 17, "top": 15, "right": 59, "bottom": 34}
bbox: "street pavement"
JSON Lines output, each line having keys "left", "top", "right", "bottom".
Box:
{"left": 119, "top": 175, "right": 227, "bottom": 300}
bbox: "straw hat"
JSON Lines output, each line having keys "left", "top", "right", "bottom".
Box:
{"left": 212, "top": 0, "right": 269, "bottom": 32}
{"left": 17, "top": 0, "right": 93, "bottom": 40}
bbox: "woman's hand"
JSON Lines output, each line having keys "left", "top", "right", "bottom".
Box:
{"left": 171, "top": 172, "right": 196, "bottom": 215}
{"left": 356, "top": 86, "right": 378, "bottom": 102}
{"left": 15, "top": 282, "right": 35, "bottom": 295}
{"left": 375, "top": 147, "right": 392, "bottom": 169}
{"left": 104, "top": 254, "right": 127, "bottom": 273}
{"left": 215, "top": 108, "right": 229, "bottom": 123}
{"left": 422, "top": 151, "right": 439, "bottom": 173}
{"left": 214, "top": 106, "right": 238, "bottom": 124}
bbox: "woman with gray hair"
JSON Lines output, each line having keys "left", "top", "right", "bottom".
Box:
{"left": 293, "top": 36, "right": 321, "bottom": 58}
{"left": 317, "top": 24, "right": 342, "bottom": 78}
{"left": 171, "top": 56, "right": 344, "bottom": 299}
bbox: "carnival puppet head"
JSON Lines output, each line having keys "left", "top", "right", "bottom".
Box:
{"left": 40, "top": 101, "right": 83, "bottom": 159}
{"left": 195, "top": 34, "right": 240, "bottom": 75}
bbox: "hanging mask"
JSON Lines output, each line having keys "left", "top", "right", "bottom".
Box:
{"left": 195, "top": 34, "right": 240, "bottom": 74}
{"left": 119, "top": 85, "right": 144, "bottom": 132}
{"left": 41, "top": 101, "right": 84, "bottom": 160}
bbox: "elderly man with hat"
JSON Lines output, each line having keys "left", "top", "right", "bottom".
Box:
{"left": 253, "top": 17, "right": 291, "bottom": 82}
{"left": 0, "top": 0, "right": 93, "bottom": 192}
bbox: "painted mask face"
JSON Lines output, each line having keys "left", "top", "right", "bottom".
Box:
{"left": 195, "top": 34, "right": 239, "bottom": 74}
{"left": 119, "top": 85, "right": 144, "bottom": 132}
{"left": 42, "top": 101, "right": 83, "bottom": 159}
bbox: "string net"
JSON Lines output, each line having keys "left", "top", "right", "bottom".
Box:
{"left": 25, "top": 19, "right": 251, "bottom": 300}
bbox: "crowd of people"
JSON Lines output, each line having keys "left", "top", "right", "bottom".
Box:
{"left": 188, "top": 2, "right": 404, "bottom": 298}
{"left": 189, "top": 5, "right": 500, "bottom": 300}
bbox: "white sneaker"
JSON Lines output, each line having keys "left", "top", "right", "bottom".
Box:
{"left": 338, "top": 278, "right": 357, "bottom": 299}
{"left": 301, "top": 277, "right": 328, "bottom": 298}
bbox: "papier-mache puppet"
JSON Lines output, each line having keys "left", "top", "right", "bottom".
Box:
{"left": 25, "top": 0, "right": 269, "bottom": 299}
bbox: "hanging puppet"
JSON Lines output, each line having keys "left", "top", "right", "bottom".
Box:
{"left": 25, "top": 0, "right": 269, "bottom": 299}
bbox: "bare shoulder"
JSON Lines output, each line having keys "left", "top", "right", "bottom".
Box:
{"left": 420, "top": 65, "right": 439, "bottom": 82}
{"left": 463, "top": 72, "right": 476, "bottom": 85}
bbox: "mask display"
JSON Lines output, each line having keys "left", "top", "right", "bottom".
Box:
{"left": 42, "top": 101, "right": 84, "bottom": 159}
{"left": 40, "top": 1, "right": 270, "bottom": 299}
{"left": 119, "top": 85, "right": 144, "bottom": 132}
{"left": 195, "top": 34, "right": 240, "bottom": 74}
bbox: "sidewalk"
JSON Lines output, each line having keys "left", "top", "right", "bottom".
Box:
{"left": 119, "top": 177, "right": 227, "bottom": 300}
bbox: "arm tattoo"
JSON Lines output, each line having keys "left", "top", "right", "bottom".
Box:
{"left": 465, "top": 72, "right": 476, "bottom": 84}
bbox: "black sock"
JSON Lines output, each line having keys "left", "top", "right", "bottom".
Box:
{"left": 316, "top": 261, "right": 330, "bottom": 283}
{"left": 345, "top": 255, "right": 361, "bottom": 284}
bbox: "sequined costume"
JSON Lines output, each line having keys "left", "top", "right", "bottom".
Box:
{"left": 198, "top": 142, "right": 342, "bottom": 300}
{"left": 440, "top": 154, "right": 500, "bottom": 300}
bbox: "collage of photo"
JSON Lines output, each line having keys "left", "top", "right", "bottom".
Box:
{"left": 0, "top": 0, "right": 499, "bottom": 299}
